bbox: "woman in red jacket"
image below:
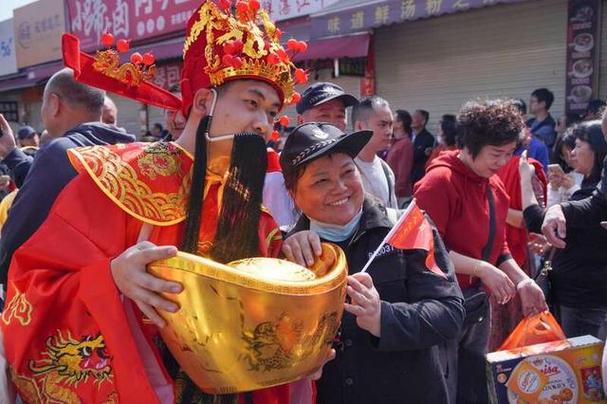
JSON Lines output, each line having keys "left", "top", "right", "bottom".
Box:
{"left": 414, "top": 99, "right": 547, "bottom": 404}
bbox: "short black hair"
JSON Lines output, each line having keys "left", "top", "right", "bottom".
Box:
{"left": 441, "top": 114, "right": 456, "bottom": 123}
{"left": 457, "top": 99, "right": 524, "bottom": 159}
{"left": 531, "top": 88, "right": 554, "bottom": 110}
{"left": 512, "top": 99, "right": 527, "bottom": 116}
{"left": 552, "top": 130, "right": 576, "bottom": 172}
{"left": 440, "top": 117, "right": 458, "bottom": 147}
{"left": 573, "top": 121, "right": 607, "bottom": 186}
{"left": 564, "top": 112, "right": 583, "bottom": 127}
{"left": 586, "top": 99, "right": 606, "bottom": 116}
{"left": 395, "top": 109, "right": 412, "bottom": 135}
{"left": 153, "top": 123, "right": 163, "bottom": 131}
{"left": 351, "top": 96, "right": 390, "bottom": 127}
{"left": 415, "top": 109, "right": 429, "bottom": 126}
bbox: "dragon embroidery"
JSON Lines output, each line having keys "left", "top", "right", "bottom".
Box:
{"left": 12, "top": 330, "right": 116, "bottom": 403}
{"left": 242, "top": 312, "right": 339, "bottom": 372}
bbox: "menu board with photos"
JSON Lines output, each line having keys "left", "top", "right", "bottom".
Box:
{"left": 565, "top": 0, "right": 602, "bottom": 115}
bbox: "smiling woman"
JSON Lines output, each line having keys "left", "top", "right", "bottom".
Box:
{"left": 280, "top": 122, "right": 465, "bottom": 404}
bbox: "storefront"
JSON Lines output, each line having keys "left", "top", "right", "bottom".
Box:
{"left": 375, "top": 0, "right": 569, "bottom": 127}
{"left": 312, "top": 0, "right": 605, "bottom": 128}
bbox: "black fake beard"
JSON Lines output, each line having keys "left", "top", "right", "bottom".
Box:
{"left": 175, "top": 117, "right": 268, "bottom": 401}
{"left": 180, "top": 115, "right": 268, "bottom": 261}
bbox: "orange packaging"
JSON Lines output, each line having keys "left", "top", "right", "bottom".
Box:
{"left": 487, "top": 335, "right": 606, "bottom": 404}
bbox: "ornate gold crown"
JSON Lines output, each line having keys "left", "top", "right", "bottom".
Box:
{"left": 92, "top": 33, "right": 157, "bottom": 87}
{"left": 183, "top": 0, "right": 308, "bottom": 105}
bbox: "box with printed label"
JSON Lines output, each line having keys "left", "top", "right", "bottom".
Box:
{"left": 487, "top": 335, "right": 606, "bottom": 404}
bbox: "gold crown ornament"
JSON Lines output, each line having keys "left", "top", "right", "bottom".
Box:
{"left": 148, "top": 243, "right": 347, "bottom": 393}
{"left": 92, "top": 32, "right": 157, "bottom": 87}
{"left": 180, "top": 0, "right": 309, "bottom": 115}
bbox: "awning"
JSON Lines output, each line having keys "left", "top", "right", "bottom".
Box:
{"left": 294, "top": 33, "right": 370, "bottom": 62}
{"left": 311, "top": 0, "right": 528, "bottom": 39}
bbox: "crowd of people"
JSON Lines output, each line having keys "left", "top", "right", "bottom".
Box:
{"left": 0, "top": 1, "right": 607, "bottom": 403}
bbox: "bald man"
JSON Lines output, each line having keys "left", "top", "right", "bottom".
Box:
{"left": 102, "top": 96, "right": 118, "bottom": 125}
{"left": 0, "top": 68, "right": 135, "bottom": 290}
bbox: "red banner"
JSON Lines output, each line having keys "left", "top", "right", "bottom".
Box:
{"left": 66, "top": 0, "right": 199, "bottom": 51}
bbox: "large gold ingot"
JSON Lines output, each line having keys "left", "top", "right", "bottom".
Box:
{"left": 148, "top": 243, "right": 347, "bottom": 394}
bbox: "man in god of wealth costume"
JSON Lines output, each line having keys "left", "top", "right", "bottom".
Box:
{"left": 1, "top": 1, "right": 346, "bottom": 403}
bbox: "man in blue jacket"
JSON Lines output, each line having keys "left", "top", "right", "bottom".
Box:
{"left": 0, "top": 68, "right": 135, "bottom": 292}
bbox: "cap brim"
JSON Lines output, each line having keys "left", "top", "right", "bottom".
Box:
{"left": 297, "top": 129, "right": 373, "bottom": 167}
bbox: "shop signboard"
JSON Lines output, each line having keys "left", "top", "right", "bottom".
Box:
{"left": 13, "top": 0, "right": 66, "bottom": 68}
{"left": 565, "top": 0, "right": 602, "bottom": 115}
{"left": 0, "top": 19, "right": 18, "bottom": 76}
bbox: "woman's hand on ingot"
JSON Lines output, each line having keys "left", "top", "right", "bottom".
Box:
{"left": 282, "top": 230, "right": 322, "bottom": 267}
{"left": 110, "top": 241, "right": 182, "bottom": 328}
{"left": 344, "top": 273, "right": 381, "bottom": 337}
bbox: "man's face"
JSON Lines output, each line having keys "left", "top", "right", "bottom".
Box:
{"left": 41, "top": 90, "right": 60, "bottom": 138}
{"left": 200, "top": 80, "right": 280, "bottom": 160}
{"left": 101, "top": 104, "right": 117, "bottom": 125}
{"left": 152, "top": 126, "right": 162, "bottom": 136}
{"left": 210, "top": 80, "right": 280, "bottom": 137}
{"left": 412, "top": 111, "right": 426, "bottom": 129}
{"left": 19, "top": 135, "right": 40, "bottom": 148}
{"left": 529, "top": 96, "right": 545, "bottom": 115}
{"left": 300, "top": 98, "right": 347, "bottom": 130}
{"left": 359, "top": 104, "right": 393, "bottom": 153}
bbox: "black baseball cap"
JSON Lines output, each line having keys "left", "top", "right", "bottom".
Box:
{"left": 280, "top": 123, "right": 372, "bottom": 175}
{"left": 295, "top": 82, "right": 359, "bottom": 114}
{"left": 17, "top": 126, "right": 37, "bottom": 140}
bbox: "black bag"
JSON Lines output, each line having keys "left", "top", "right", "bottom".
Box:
{"left": 463, "top": 287, "right": 489, "bottom": 327}
{"left": 534, "top": 248, "right": 555, "bottom": 303}
{"left": 461, "top": 186, "right": 495, "bottom": 326}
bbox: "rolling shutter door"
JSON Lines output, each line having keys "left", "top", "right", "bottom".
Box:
{"left": 375, "top": 0, "right": 568, "bottom": 128}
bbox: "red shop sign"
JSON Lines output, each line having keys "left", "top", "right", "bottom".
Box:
{"left": 153, "top": 61, "right": 182, "bottom": 91}
{"left": 66, "top": 0, "right": 198, "bottom": 51}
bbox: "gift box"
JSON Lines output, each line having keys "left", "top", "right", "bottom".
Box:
{"left": 487, "top": 335, "right": 606, "bottom": 404}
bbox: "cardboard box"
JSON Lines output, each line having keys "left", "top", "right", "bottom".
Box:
{"left": 487, "top": 335, "right": 606, "bottom": 403}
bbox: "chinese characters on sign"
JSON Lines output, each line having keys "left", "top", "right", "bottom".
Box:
{"left": 68, "top": 0, "right": 339, "bottom": 52}
{"left": 274, "top": 0, "right": 339, "bottom": 20}
{"left": 313, "top": 0, "right": 524, "bottom": 38}
{"left": 13, "top": 0, "right": 66, "bottom": 68}
{"left": 67, "top": 0, "right": 198, "bottom": 51}
{"left": 153, "top": 62, "right": 182, "bottom": 91}
{"left": 565, "top": 0, "right": 601, "bottom": 115}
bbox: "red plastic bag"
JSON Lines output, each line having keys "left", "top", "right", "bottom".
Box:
{"left": 498, "top": 311, "right": 566, "bottom": 351}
